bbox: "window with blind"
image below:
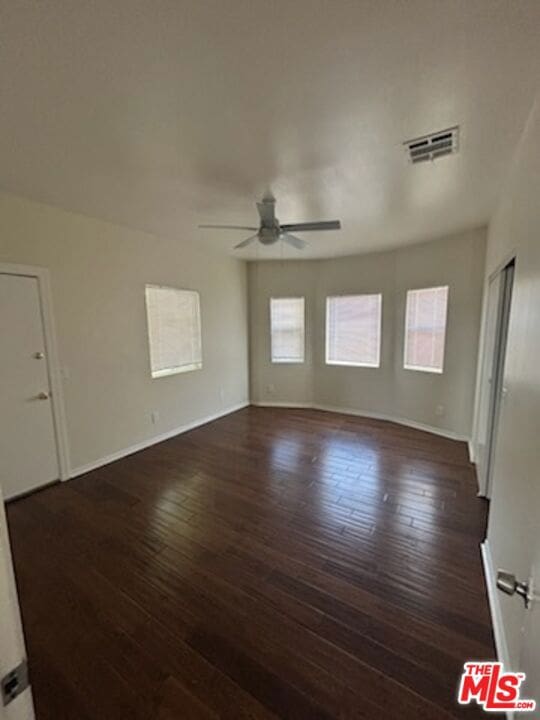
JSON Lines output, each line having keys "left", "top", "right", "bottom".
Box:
{"left": 404, "top": 286, "right": 449, "bottom": 373}
{"left": 145, "top": 285, "right": 202, "bottom": 378}
{"left": 326, "top": 294, "right": 382, "bottom": 367}
{"left": 270, "top": 297, "right": 305, "bottom": 363}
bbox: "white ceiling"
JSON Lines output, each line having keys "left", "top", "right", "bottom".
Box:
{"left": 1, "top": 1, "right": 539, "bottom": 259}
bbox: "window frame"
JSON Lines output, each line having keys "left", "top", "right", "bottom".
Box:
{"left": 403, "top": 285, "right": 449, "bottom": 375}
{"left": 145, "top": 284, "right": 203, "bottom": 379}
{"left": 325, "top": 293, "right": 383, "bottom": 369}
{"left": 269, "top": 296, "right": 306, "bottom": 364}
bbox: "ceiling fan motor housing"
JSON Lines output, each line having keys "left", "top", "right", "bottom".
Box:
{"left": 259, "top": 225, "right": 280, "bottom": 245}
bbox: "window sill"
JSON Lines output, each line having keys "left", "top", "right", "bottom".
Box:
{"left": 403, "top": 365, "right": 443, "bottom": 374}
{"left": 151, "top": 363, "right": 202, "bottom": 378}
{"left": 326, "top": 360, "right": 380, "bottom": 369}
{"left": 271, "top": 359, "right": 305, "bottom": 364}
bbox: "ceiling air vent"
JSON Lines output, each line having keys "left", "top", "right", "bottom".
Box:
{"left": 404, "top": 126, "right": 459, "bottom": 164}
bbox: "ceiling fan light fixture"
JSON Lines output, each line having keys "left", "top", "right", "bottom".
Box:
{"left": 199, "top": 196, "right": 342, "bottom": 252}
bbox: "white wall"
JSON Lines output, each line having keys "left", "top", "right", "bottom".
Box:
{"left": 249, "top": 261, "right": 316, "bottom": 406}
{"left": 0, "top": 192, "right": 249, "bottom": 473}
{"left": 475, "top": 97, "right": 540, "bottom": 677}
{"left": 249, "top": 227, "right": 486, "bottom": 439}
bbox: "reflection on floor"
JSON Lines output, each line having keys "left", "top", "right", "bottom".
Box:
{"left": 7, "top": 406, "right": 495, "bottom": 719}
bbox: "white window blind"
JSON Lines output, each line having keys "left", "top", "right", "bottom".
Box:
{"left": 404, "top": 286, "right": 449, "bottom": 373}
{"left": 270, "top": 297, "right": 305, "bottom": 363}
{"left": 326, "top": 294, "right": 382, "bottom": 367}
{"left": 145, "top": 285, "right": 202, "bottom": 378}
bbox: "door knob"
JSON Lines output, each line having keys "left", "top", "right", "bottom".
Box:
{"left": 34, "top": 351, "right": 45, "bottom": 359}
{"left": 37, "top": 391, "right": 50, "bottom": 400}
{"left": 496, "top": 570, "right": 530, "bottom": 608}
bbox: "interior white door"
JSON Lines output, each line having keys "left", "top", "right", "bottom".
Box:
{"left": 475, "top": 271, "right": 503, "bottom": 495}
{"left": 0, "top": 484, "right": 35, "bottom": 719}
{"left": 0, "top": 274, "right": 59, "bottom": 499}
{"left": 485, "top": 243, "right": 540, "bottom": 708}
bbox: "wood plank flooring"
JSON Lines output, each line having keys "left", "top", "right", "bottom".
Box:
{"left": 6, "top": 406, "right": 497, "bottom": 719}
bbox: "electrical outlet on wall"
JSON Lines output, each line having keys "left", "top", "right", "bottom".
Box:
{"left": 151, "top": 410, "right": 160, "bottom": 424}
{"left": 435, "top": 405, "right": 445, "bottom": 417}
{"left": 219, "top": 387, "right": 225, "bottom": 405}
{"left": 267, "top": 383, "right": 275, "bottom": 396}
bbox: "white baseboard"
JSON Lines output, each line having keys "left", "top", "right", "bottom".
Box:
{"left": 468, "top": 440, "right": 476, "bottom": 465}
{"left": 69, "top": 401, "right": 249, "bottom": 478}
{"left": 481, "top": 541, "right": 514, "bottom": 719}
{"left": 68, "top": 399, "right": 467, "bottom": 479}
{"left": 315, "top": 403, "right": 469, "bottom": 442}
{"left": 251, "top": 401, "right": 314, "bottom": 409}
{"left": 252, "top": 401, "right": 469, "bottom": 443}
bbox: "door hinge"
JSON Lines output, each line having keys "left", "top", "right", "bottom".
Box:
{"left": 1, "top": 660, "right": 29, "bottom": 706}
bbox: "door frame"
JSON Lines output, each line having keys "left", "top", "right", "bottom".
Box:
{"left": 472, "top": 248, "right": 517, "bottom": 496}
{"left": 483, "top": 260, "right": 515, "bottom": 498}
{"left": 0, "top": 263, "right": 70, "bottom": 483}
{"left": 0, "top": 482, "right": 36, "bottom": 718}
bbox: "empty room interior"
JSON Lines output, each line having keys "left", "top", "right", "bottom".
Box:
{"left": 1, "top": 2, "right": 540, "bottom": 718}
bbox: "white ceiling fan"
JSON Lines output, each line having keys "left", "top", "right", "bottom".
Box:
{"left": 199, "top": 195, "right": 341, "bottom": 250}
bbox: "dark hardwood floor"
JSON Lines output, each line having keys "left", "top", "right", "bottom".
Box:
{"left": 7, "top": 406, "right": 496, "bottom": 719}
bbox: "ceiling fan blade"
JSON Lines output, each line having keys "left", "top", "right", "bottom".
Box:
{"left": 281, "top": 233, "right": 307, "bottom": 250}
{"left": 280, "top": 220, "right": 341, "bottom": 232}
{"left": 256, "top": 199, "right": 275, "bottom": 227}
{"left": 199, "top": 224, "right": 258, "bottom": 231}
{"left": 234, "top": 234, "right": 259, "bottom": 249}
